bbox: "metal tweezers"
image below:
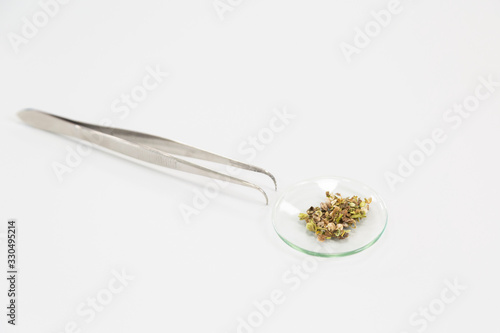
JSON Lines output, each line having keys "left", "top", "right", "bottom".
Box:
{"left": 18, "top": 109, "right": 277, "bottom": 204}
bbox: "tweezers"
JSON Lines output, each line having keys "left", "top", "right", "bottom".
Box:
{"left": 18, "top": 109, "right": 277, "bottom": 204}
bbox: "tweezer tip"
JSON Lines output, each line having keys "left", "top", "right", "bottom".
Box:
{"left": 261, "top": 169, "right": 277, "bottom": 191}
{"left": 270, "top": 174, "right": 277, "bottom": 191}
{"left": 251, "top": 183, "right": 269, "bottom": 205}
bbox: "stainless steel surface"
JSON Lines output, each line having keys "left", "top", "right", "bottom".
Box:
{"left": 18, "top": 109, "right": 276, "bottom": 204}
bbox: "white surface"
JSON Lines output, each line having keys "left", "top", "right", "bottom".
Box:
{"left": 1, "top": 1, "right": 499, "bottom": 332}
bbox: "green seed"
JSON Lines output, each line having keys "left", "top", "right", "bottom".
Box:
{"left": 306, "top": 222, "right": 316, "bottom": 232}
{"left": 298, "top": 213, "right": 309, "bottom": 220}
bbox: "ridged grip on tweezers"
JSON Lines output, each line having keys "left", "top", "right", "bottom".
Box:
{"left": 18, "top": 109, "right": 276, "bottom": 204}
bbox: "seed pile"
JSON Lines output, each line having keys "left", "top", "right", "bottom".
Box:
{"left": 298, "top": 192, "right": 372, "bottom": 242}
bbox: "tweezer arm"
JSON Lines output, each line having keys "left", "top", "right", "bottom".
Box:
{"left": 18, "top": 109, "right": 273, "bottom": 204}
{"left": 75, "top": 120, "right": 276, "bottom": 190}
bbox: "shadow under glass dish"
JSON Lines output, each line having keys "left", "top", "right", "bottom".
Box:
{"left": 272, "top": 176, "right": 388, "bottom": 257}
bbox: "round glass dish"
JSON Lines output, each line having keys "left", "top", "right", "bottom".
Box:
{"left": 272, "top": 176, "right": 388, "bottom": 257}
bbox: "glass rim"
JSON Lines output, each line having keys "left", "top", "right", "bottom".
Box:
{"left": 272, "top": 175, "right": 388, "bottom": 257}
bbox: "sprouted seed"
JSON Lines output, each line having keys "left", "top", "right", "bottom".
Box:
{"left": 298, "top": 192, "right": 372, "bottom": 242}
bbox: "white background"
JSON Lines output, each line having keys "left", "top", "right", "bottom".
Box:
{"left": 1, "top": 0, "right": 499, "bottom": 332}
